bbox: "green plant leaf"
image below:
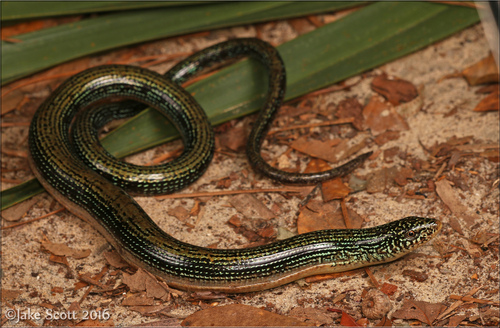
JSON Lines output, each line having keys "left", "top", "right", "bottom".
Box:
{"left": 103, "top": 2, "right": 479, "bottom": 158}
{"left": 1, "top": 1, "right": 202, "bottom": 21}
{"left": 0, "top": 2, "right": 479, "bottom": 210}
{"left": 1, "top": 2, "right": 362, "bottom": 84}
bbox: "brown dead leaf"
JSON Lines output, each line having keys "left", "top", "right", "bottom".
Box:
{"left": 216, "top": 177, "right": 232, "bottom": 189}
{"left": 181, "top": 304, "right": 309, "bottom": 326}
{"left": 304, "top": 158, "right": 332, "bottom": 173}
{"left": 392, "top": 300, "right": 446, "bottom": 325}
{"left": 122, "top": 268, "right": 170, "bottom": 300}
{"left": 473, "top": 91, "right": 499, "bottom": 112}
{"left": 365, "top": 167, "right": 399, "bottom": 194}
{"left": 1, "top": 197, "right": 38, "bottom": 222}
{"left": 1, "top": 289, "right": 22, "bottom": 301}
{"left": 298, "top": 200, "right": 341, "bottom": 234}
{"left": 122, "top": 292, "right": 155, "bottom": 306}
{"left": 447, "top": 314, "right": 468, "bottom": 327}
{"left": 374, "top": 131, "right": 400, "bottom": 146}
{"left": 379, "top": 283, "right": 398, "bottom": 296}
{"left": 227, "top": 216, "right": 261, "bottom": 243}
{"left": 336, "top": 98, "right": 365, "bottom": 130}
{"left": 189, "top": 200, "right": 201, "bottom": 216}
{"left": 145, "top": 276, "right": 169, "bottom": 300}
{"left": 402, "top": 270, "right": 428, "bottom": 282}
{"left": 383, "top": 146, "right": 400, "bottom": 162}
{"left": 227, "top": 215, "right": 243, "bottom": 227}
{"left": 228, "top": 194, "right": 274, "bottom": 220}
{"left": 103, "top": 250, "right": 129, "bottom": 269}
{"left": 122, "top": 269, "right": 149, "bottom": 292}
{"left": 297, "top": 200, "right": 363, "bottom": 234}
{"left": 289, "top": 136, "right": 342, "bottom": 163}
{"left": 462, "top": 52, "right": 499, "bottom": 85}
{"left": 435, "top": 179, "right": 480, "bottom": 227}
{"left": 41, "top": 241, "right": 91, "bottom": 259}
{"left": 217, "top": 125, "right": 247, "bottom": 151}
{"left": 288, "top": 307, "right": 335, "bottom": 326}
{"left": 321, "top": 177, "right": 352, "bottom": 201}
{"left": 49, "top": 254, "right": 70, "bottom": 267}
{"left": 168, "top": 206, "right": 190, "bottom": 222}
{"left": 332, "top": 137, "right": 369, "bottom": 163}
{"left": 374, "top": 316, "right": 393, "bottom": 327}
{"left": 371, "top": 74, "right": 419, "bottom": 105}
{"left": 475, "top": 84, "right": 499, "bottom": 94}
{"left": 257, "top": 226, "right": 276, "bottom": 238}
{"left": 339, "top": 310, "right": 361, "bottom": 327}
{"left": 363, "top": 96, "right": 409, "bottom": 136}
{"left": 394, "top": 167, "right": 414, "bottom": 186}
{"left": 289, "top": 17, "right": 315, "bottom": 35}
{"left": 448, "top": 216, "right": 464, "bottom": 235}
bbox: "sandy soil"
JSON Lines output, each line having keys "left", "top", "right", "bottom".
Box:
{"left": 1, "top": 12, "right": 499, "bottom": 327}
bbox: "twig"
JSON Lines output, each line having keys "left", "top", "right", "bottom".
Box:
{"left": 340, "top": 198, "right": 352, "bottom": 229}
{"left": 1, "top": 122, "right": 31, "bottom": 127}
{"left": 436, "top": 286, "right": 483, "bottom": 321}
{"left": 2, "top": 208, "right": 65, "bottom": 230}
{"left": 433, "top": 162, "right": 447, "bottom": 180}
{"left": 155, "top": 186, "right": 306, "bottom": 200}
{"left": 268, "top": 117, "right": 355, "bottom": 135}
{"left": 449, "top": 295, "right": 499, "bottom": 305}
{"left": 364, "top": 267, "right": 379, "bottom": 288}
{"left": 298, "top": 183, "right": 322, "bottom": 208}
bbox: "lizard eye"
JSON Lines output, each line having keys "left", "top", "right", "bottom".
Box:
{"left": 405, "top": 230, "right": 416, "bottom": 240}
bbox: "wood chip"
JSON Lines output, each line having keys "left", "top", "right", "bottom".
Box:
{"left": 402, "top": 269, "right": 428, "bottom": 282}
{"left": 462, "top": 52, "right": 499, "bottom": 85}
{"left": 447, "top": 314, "right": 468, "bottom": 327}
{"left": 379, "top": 283, "right": 398, "bottom": 296}
{"left": 473, "top": 90, "right": 499, "bottom": 112}
{"left": 371, "top": 74, "right": 419, "bottom": 105}
{"left": 363, "top": 96, "right": 409, "bottom": 135}
{"left": 336, "top": 98, "right": 365, "bottom": 130}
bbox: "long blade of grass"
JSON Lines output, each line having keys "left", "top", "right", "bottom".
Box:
{"left": 1, "top": 2, "right": 362, "bottom": 84}
{"left": 1, "top": 1, "right": 201, "bottom": 21}
{"left": 0, "top": 2, "right": 479, "bottom": 210}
